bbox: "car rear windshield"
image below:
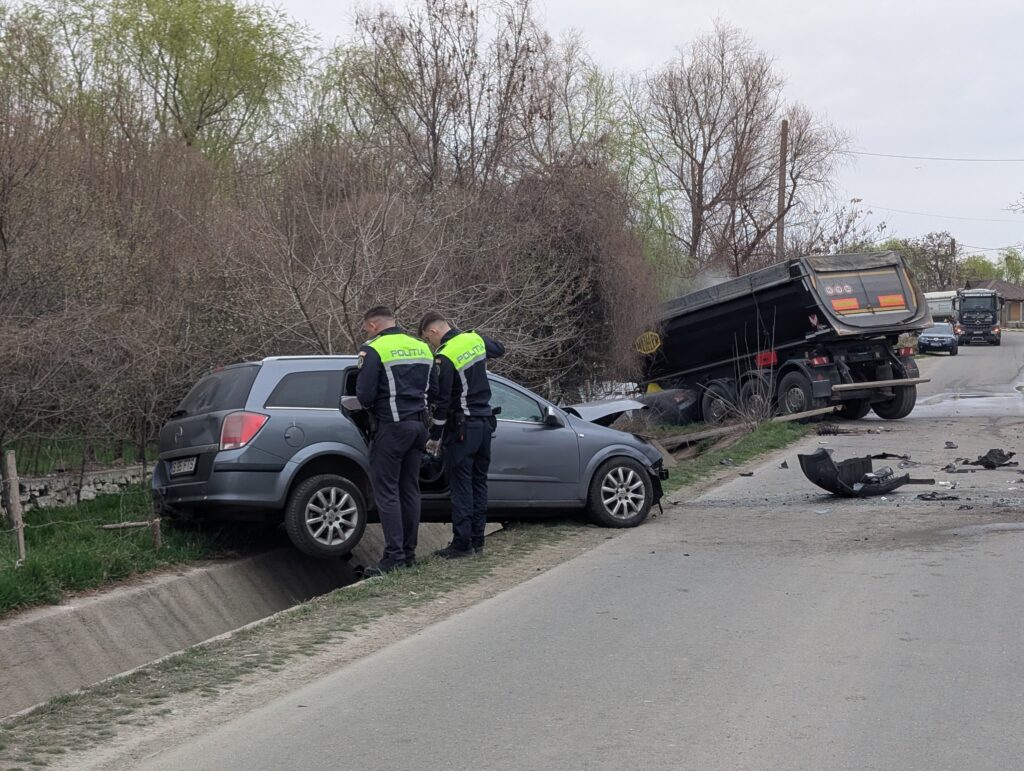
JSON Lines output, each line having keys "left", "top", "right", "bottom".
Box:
{"left": 175, "top": 365, "right": 259, "bottom": 416}
{"left": 815, "top": 267, "right": 910, "bottom": 317}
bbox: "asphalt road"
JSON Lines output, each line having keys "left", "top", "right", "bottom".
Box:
{"left": 139, "top": 339, "right": 1024, "bottom": 771}
{"left": 913, "top": 329, "right": 1024, "bottom": 416}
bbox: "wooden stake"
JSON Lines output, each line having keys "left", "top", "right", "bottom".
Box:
{"left": 2, "top": 450, "right": 26, "bottom": 564}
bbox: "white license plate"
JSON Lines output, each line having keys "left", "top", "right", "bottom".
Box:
{"left": 169, "top": 457, "right": 197, "bottom": 476}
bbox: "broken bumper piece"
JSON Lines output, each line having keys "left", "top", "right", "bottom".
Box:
{"left": 798, "top": 448, "right": 934, "bottom": 497}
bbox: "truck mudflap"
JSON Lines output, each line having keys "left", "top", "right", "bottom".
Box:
{"left": 831, "top": 377, "right": 930, "bottom": 393}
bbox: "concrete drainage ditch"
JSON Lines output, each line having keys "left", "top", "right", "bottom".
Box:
{"left": 0, "top": 521, "right": 492, "bottom": 717}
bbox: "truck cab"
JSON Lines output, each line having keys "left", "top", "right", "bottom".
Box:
{"left": 955, "top": 289, "right": 1003, "bottom": 345}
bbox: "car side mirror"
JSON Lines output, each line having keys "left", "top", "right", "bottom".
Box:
{"left": 543, "top": 405, "right": 564, "bottom": 427}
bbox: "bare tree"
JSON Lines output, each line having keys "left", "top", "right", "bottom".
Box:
{"left": 630, "top": 23, "right": 847, "bottom": 277}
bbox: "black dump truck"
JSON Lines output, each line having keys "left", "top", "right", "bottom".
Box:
{"left": 954, "top": 287, "right": 1003, "bottom": 345}
{"left": 638, "top": 251, "right": 932, "bottom": 423}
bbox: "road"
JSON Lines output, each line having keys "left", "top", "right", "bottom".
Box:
{"left": 138, "top": 335, "right": 1024, "bottom": 771}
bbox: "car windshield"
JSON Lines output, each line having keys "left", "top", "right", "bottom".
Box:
{"left": 928, "top": 324, "right": 953, "bottom": 334}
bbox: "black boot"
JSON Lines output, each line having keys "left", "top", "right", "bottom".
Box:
{"left": 433, "top": 542, "right": 473, "bottom": 560}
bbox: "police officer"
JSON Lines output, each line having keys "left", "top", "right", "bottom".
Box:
{"left": 356, "top": 306, "right": 433, "bottom": 575}
{"left": 419, "top": 311, "right": 505, "bottom": 558}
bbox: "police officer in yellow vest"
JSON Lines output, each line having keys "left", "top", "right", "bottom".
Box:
{"left": 356, "top": 306, "right": 433, "bottom": 575}
{"left": 419, "top": 311, "right": 505, "bottom": 559}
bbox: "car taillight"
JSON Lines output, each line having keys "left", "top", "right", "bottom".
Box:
{"left": 808, "top": 355, "right": 830, "bottom": 366}
{"left": 220, "top": 411, "right": 268, "bottom": 450}
{"left": 898, "top": 347, "right": 914, "bottom": 357}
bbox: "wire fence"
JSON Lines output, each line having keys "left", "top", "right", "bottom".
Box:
{"left": 1, "top": 449, "right": 161, "bottom": 574}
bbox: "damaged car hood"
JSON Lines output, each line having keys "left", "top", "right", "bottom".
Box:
{"left": 565, "top": 399, "right": 646, "bottom": 427}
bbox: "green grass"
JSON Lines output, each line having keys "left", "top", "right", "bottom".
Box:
{"left": 663, "top": 421, "right": 810, "bottom": 493}
{"left": 5, "top": 438, "right": 159, "bottom": 477}
{"left": 0, "top": 487, "right": 267, "bottom": 618}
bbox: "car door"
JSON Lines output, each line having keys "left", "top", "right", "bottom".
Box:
{"left": 487, "top": 379, "right": 581, "bottom": 505}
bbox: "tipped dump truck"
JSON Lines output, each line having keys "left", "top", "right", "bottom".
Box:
{"left": 638, "top": 251, "right": 932, "bottom": 422}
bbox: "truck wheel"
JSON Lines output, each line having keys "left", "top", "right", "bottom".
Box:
{"left": 587, "top": 457, "right": 653, "bottom": 528}
{"left": 871, "top": 385, "right": 917, "bottom": 420}
{"left": 739, "top": 377, "right": 774, "bottom": 419}
{"left": 700, "top": 381, "right": 735, "bottom": 424}
{"left": 836, "top": 399, "right": 871, "bottom": 420}
{"left": 284, "top": 474, "right": 367, "bottom": 558}
{"left": 777, "top": 371, "right": 822, "bottom": 417}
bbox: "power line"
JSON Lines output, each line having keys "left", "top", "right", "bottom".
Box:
{"left": 861, "top": 203, "right": 1021, "bottom": 224}
{"left": 852, "top": 150, "right": 1024, "bottom": 163}
{"left": 959, "top": 243, "right": 1022, "bottom": 254}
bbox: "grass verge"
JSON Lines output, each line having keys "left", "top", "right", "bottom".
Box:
{"left": 0, "top": 521, "right": 583, "bottom": 769}
{"left": 663, "top": 421, "right": 810, "bottom": 494}
{"left": 0, "top": 487, "right": 269, "bottom": 618}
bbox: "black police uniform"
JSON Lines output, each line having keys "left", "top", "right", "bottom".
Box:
{"left": 356, "top": 327, "right": 432, "bottom": 570}
{"left": 428, "top": 329, "right": 505, "bottom": 553}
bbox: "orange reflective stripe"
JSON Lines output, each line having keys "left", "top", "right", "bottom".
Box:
{"left": 831, "top": 298, "right": 860, "bottom": 311}
{"left": 877, "top": 294, "right": 906, "bottom": 308}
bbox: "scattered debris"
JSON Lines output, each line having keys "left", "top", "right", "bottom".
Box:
{"left": 916, "top": 492, "right": 960, "bottom": 501}
{"left": 720, "top": 458, "right": 737, "bottom": 467}
{"left": 945, "top": 441, "right": 958, "bottom": 449}
{"left": 942, "top": 462, "right": 975, "bottom": 474}
{"left": 872, "top": 452, "right": 910, "bottom": 461}
{"left": 963, "top": 449, "right": 1018, "bottom": 469}
{"left": 797, "top": 448, "right": 935, "bottom": 498}
{"left": 638, "top": 388, "right": 699, "bottom": 426}
{"left": 739, "top": 471, "right": 754, "bottom": 477}
{"left": 957, "top": 505, "right": 974, "bottom": 510}
{"left": 779, "top": 460, "right": 789, "bottom": 469}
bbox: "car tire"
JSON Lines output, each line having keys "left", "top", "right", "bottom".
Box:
{"left": 776, "top": 371, "right": 823, "bottom": 417}
{"left": 587, "top": 457, "right": 653, "bottom": 528}
{"left": 950, "top": 346, "right": 958, "bottom": 356}
{"left": 836, "top": 399, "right": 871, "bottom": 420}
{"left": 993, "top": 338, "right": 1002, "bottom": 346}
{"left": 700, "top": 380, "right": 736, "bottom": 424}
{"left": 284, "top": 474, "right": 367, "bottom": 559}
{"left": 871, "top": 385, "right": 917, "bottom": 420}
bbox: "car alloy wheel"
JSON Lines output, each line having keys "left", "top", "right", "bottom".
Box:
{"left": 600, "top": 466, "right": 646, "bottom": 521}
{"left": 285, "top": 474, "right": 367, "bottom": 558}
{"left": 305, "top": 486, "right": 359, "bottom": 546}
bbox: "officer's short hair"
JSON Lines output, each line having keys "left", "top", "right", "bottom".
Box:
{"left": 363, "top": 305, "right": 394, "bottom": 323}
{"left": 418, "top": 310, "right": 448, "bottom": 337}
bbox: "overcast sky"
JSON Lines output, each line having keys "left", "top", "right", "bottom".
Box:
{"left": 279, "top": 0, "right": 1024, "bottom": 259}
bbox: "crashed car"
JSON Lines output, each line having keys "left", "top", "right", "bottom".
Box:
{"left": 153, "top": 356, "right": 669, "bottom": 558}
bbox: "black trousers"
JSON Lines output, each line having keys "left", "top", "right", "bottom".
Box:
{"left": 370, "top": 420, "right": 428, "bottom": 564}
{"left": 444, "top": 419, "right": 492, "bottom": 550}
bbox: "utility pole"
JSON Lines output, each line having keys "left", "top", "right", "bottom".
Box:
{"left": 951, "top": 237, "right": 957, "bottom": 288}
{"left": 775, "top": 119, "right": 789, "bottom": 260}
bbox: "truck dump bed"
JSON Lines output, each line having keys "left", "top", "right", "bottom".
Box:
{"left": 647, "top": 251, "right": 930, "bottom": 385}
